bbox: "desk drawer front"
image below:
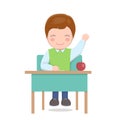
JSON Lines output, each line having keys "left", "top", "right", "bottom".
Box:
{"left": 32, "top": 74, "right": 87, "bottom": 91}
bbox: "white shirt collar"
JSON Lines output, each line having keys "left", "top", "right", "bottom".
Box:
{"left": 56, "top": 49, "right": 65, "bottom": 52}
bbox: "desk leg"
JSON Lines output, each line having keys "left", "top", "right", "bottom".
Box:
{"left": 31, "top": 92, "right": 35, "bottom": 113}
{"left": 76, "top": 92, "right": 78, "bottom": 110}
{"left": 42, "top": 92, "right": 44, "bottom": 110}
{"left": 84, "top": 92, "right": 88, "bottom": 113}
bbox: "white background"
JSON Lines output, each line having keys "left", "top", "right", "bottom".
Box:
{"left": 0, "top": 0, "right": 120, "bottom": 119}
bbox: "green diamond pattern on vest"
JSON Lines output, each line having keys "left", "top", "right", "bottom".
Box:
{"left": 49, "top": 48, "right": 71, "bottom": 70}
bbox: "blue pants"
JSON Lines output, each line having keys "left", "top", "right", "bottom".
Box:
{"left": 53, "top": 91, "right": 68, "bottom": 99}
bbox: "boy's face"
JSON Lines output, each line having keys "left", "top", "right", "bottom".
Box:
{"left": 47, "top": 27, "right": 73, "bottom": 50}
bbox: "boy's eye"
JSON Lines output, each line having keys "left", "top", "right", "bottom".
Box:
{"left": 50, "top": 34, "right": 56, "bottom": 37}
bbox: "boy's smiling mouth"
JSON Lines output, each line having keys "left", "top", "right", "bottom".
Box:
{"left": 56, "top": 42, "right": 64, "bottom": 45}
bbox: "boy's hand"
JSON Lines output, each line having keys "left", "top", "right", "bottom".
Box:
{"left": 52, "top": 66, "right": 59, "bottom": 71}
{"left": 82, "top": 34, "right": 89, "bottom": 41}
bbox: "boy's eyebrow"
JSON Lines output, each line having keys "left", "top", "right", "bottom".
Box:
{"left": 64, "top": 34, "right": 71, "bottom": 37}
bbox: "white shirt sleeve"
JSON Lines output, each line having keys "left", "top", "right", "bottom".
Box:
{"left": 40, "top": 51, "right": 53, "bottom": 70}
{"left": 70, "top": 40, "right": 86, "bottom": 61}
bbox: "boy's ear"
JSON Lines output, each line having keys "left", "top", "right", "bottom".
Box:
{"left": 71, "top": 36, "right": 74, "bottom": 40}
{"left": 46, "top": 35, "right": 48, "bottom": 39}
{"left": 46, "top": 36, "right": 49, "bottom": 41}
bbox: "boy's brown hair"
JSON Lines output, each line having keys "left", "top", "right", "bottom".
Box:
{"left": 45, "top": 14, "right": 76, "bottom": 37}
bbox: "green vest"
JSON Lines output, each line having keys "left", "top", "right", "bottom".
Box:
{"left": 49, "top": 48, "right": 71, "bottom": 70}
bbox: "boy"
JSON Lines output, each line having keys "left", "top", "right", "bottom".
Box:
{"left": 41, "top": 14, "right": 89, "bottom": 106}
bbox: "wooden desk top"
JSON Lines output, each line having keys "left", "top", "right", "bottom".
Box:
{"left": 25, "top": 70, "right": 92, "bottom": 74}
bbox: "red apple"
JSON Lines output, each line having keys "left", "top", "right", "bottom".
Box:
{"left": 76, "top": 62, "right": 86, "bottom": 71}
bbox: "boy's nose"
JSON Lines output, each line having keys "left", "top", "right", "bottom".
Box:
{"left": 56, "top": 36, "right": 64, "bottom": 42}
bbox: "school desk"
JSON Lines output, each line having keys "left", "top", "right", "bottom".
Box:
{"left": 25, "top": 55, "right": 91, "bottom": 113}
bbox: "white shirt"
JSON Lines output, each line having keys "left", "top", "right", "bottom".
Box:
{"left": 41, "top": 40, "right": 86, "bottom": 70}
